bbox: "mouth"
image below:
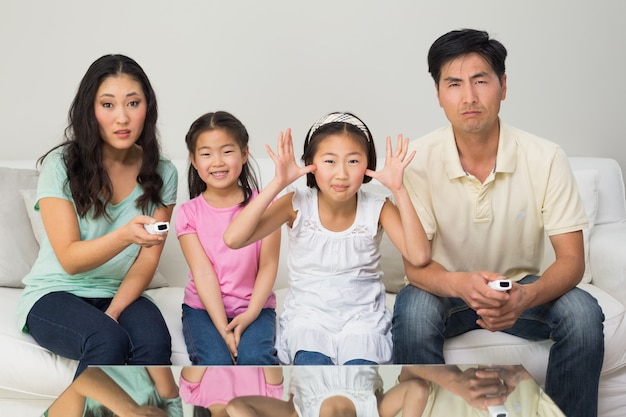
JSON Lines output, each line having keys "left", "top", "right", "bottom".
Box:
{"left": 114, "top": 129, "right": 131, "bottom": 138}
{"left": 211, "top": 171, "right": 228, "bottom": 179}
{"left": 331, "top": 185, "right": 349, "bottom": 192}
{"left": 461, "top": 109, "right": 481, "bottom": 117}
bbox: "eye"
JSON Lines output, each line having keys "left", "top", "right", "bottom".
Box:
{"left": 101, "top": 102, "right": 113, "bottom": 108}
{"left": 128, "top": 100, "right": 141, "bottom": 107}
{"left": 349, "top": 159, "right": 360, "bottom": 164}
{"left": 324, "top": 159, "right": 335, "bottom": 164}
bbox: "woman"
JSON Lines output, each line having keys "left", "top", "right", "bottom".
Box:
{"left": 16, "top": 54, "right": 177, "bottom": 377}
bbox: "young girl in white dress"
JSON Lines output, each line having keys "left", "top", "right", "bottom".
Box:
{"left": 225, "top": 365, "right": 430, "bottom": 417}
{"left": 224, "top": 112, "right": 430, "bottom": 365}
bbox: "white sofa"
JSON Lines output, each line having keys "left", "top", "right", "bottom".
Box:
{"left": 1, "top": 156, "right": 625, "bottom": 416}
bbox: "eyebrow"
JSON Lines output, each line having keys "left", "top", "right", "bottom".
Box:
{"left": 319, "top": 151, "right": 365, "bottom": 157}
{"left": 443, "top": 71, "right": 490, "bottom": 83}
{"left": 198, "top": 143, "right": 237, "bottom": 151}
{"left": 97, "top": 91, "right": 142, "bottom": 99}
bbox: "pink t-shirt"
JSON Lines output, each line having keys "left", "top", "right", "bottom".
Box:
{"left": 179, "top": 367, "right": 284, "bottom": 406}
{"left": 175, "top": 193, "right": 276, "bottom": 317}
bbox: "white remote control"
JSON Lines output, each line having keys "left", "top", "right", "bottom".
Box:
{"left": 488, "top": 279, "right": 511, "bottom": 291}
{"left": 144, "top": 222, "right": 169, "bottom": 235}
{"left": 488, "top": 404, "right": 508, "bottom": 417}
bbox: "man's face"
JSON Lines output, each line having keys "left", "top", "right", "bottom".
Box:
{"left": 436, "top": 53, "right": 507, "bottom": 136}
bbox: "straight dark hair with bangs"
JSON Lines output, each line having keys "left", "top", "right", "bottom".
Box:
{"left": 38, "top": 54, "right": 164, "bottom": 219}
{"left": 184, "top": 111, "right": 260, "bottom": 205}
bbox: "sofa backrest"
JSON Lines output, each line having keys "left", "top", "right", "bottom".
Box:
{"left": 569, "top": 157, "right": 626, "bottom": 225}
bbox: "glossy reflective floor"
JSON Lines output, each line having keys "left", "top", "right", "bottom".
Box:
{"left": 44, "top": 364, "right": 564, "bottom": 417}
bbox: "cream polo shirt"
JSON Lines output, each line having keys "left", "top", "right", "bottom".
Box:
{"left": 404, "top": 122, "right": 587, "bottom": 281}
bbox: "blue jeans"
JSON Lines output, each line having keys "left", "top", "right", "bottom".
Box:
{"left": 293, "top": 350, "right": 378, "bottom": 365}
{"left": 26, "top": 292, "right": 172, "bottom": 378}
{"left": 182, "top": 304, "right": 279, "bottom": 365}
{"left": 391, "top": 275, "right": 605, "bottom": 417}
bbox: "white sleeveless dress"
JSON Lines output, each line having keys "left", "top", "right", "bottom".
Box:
{"left": 277, "top": 187, "right": 393, "bottom": 365}
{"left": 289, "top": 366, "right": 383, "bottom": 417}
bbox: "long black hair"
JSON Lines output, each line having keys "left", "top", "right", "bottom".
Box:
{"left": 39, "top": 54, "right": 164, "bottom": 219}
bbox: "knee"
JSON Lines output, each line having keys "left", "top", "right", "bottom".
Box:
{"left": 392, "top": 285, "right": 442, "bottom": 329}
{"left": 83, "top": 324, "right": 129, "bottom": 363}
{"left": 237, "top": 344, "right": 279, "bottom": 365}
{"left": 558, "top": 289, "right": 605, "bottom": 344}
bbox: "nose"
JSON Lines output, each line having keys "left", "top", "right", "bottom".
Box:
{"left": 336, "top": 163, "right": 348, "bottom": 178}
{"left": 462, "top": 83, "right": 478, "bottom": 104}
{"left": 116, "top": 107, "right": 130, "bottom": 124}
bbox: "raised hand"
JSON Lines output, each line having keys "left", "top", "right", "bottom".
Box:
{"left": 265, "top": 128, "right": 316, "bottom": 189}
{"left": 366, "top": 135, "right": 415, "bottom": 192}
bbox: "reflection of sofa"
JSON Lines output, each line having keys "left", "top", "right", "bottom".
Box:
{"left": 1, "top": 156, "right": 625, "bottom": 416}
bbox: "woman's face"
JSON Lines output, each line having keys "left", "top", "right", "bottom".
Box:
{"left": 94, "top": 74, "right": 147, "bottom": 152}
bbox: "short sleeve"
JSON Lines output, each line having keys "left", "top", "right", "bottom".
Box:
{"left": 158, "top": 158, "right": 178, "bottom": 206}
{"left": 178, "top": 375, "right": 202, "bottom": 406}
{"left": 265, "top": 381, "right": 284, "bottom": 399}
{"left": 35, "top": 148, "right": 73, "bottom": 209}
{"left": 175, "top": 199, "right": 198, "bottom": 237}
{"left": 542, "top": 147, "right": 588, "bottom": 235}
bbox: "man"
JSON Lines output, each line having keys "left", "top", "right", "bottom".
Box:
{"left": 392, "top": 28, "right": 604, "bottom": 417}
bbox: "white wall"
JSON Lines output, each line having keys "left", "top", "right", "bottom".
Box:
{"left": 1, "top": 0, "right": 624, "bottom": 182}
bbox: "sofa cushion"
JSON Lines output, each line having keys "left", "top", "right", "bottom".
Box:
{"left": 0, "top": 168, "right": 39, "bottom": 288}
{"left": 0, "top": 286, "right": 190, "bottom": 401}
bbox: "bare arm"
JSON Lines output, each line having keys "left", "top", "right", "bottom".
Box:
{"left": 39, "top": 197, "right": 169, "bottom": 275}
{"left": 180, "top": 366, "right": 207, "bottom": 384}
{"left": 224, "top": 128, "right": 314, "bottom": 249}
{"left": 225, "top": 228, "right": 281, "bottom": 345}
{"left": 179, "top": 233, "right": 238, "bottom": 360}
{"left": 367, "top": 136, "right": 430, "bottom": 267}
{"left": 476, "top": 231, "right": 584, "bottom": 331}
{"left": 47, "top": 368, "right": 167, "bottom": 417}
{"left": 146, "top": 367, "right": 180, "bottom": 399}
{"left": 405, "top": 231, "right": 584, "bottom": 332}
{"left": 105, "top": 204, "right": 174, "bottom": 321}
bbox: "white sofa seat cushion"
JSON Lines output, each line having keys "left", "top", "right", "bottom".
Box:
{"left": 145, "top": 287, "right": 190, "bottom": 366}
{"left": 0, "top": 287, "right": 75, "bottom": 397}
{"left": 0, "top": 286, "right": 191, "bottom": 401}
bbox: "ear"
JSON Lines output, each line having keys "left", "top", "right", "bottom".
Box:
{"left": 500, "top": 74, "right": 507, "bottom": 101}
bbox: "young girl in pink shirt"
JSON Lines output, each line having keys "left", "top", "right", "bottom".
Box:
{"left": 179, "top": 366, "right": 283, "bottom": 417}
{"left": 176, "top": 111, "right": 280, "bottom": 365}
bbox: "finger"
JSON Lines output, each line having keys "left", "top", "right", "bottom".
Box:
{"left": 285, "top": 128, "right": 293, "bottom": 156}
{"left": 266, "top": 144, "right": 278, "bottom": 161}
{"left": 402, "top": 150, "right": 416, "bottom": 167}
{"left": 395, "top": 134, "right": 404, "bottom": 158}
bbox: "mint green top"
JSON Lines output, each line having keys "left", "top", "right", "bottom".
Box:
{"left": 17, "top": 147, "right": 178, "bottom": 332}
{"left": 83, "top": 366, "right": 182, "bottom": 416}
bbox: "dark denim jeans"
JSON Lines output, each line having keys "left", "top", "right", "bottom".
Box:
{"left": 293, "top": 350, "right": 378, "bottom": 365}
{"left": 391, "top": 275, "right": 605, "bottom": 417}
{"left": 182, "top": 304, "right": 279, "bottom": 365}
{"left": 26, "top": 292, "right": 172, "bottom": 378}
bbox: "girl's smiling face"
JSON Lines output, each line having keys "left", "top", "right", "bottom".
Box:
{"left": 311, "top": 133, "right": 368, "bottom": 203}
{"left": 190, "top": 128, "right": 248, "bottom": 193}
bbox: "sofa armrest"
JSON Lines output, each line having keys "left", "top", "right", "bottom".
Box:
{"left": 588, "top": 222, "right": 626, "bottom": 306}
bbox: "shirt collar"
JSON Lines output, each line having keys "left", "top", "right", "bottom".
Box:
{"left": 442, "top": 119, "right": 517, "bottom": 180}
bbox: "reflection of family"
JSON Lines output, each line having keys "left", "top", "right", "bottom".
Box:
{"left": 18, "top": 28, "right": 603, "bottom": 417}
{"left": 186, "top": 366, "right": 429, "bottom": 417}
